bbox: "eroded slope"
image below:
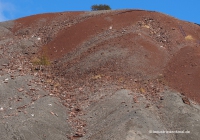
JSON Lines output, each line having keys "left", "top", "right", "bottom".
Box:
{"left": 0, "top": 10, "right": 200, "bottom": 139}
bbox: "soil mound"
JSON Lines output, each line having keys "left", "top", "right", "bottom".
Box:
{"left": 20, "top": 10, "right": 200, "bottom": 104}
{"left": 1, "top": 9, "right": 200, "bottom": 139}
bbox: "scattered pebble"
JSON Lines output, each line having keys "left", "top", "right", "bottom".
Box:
{"left": 160, "top": 96, "right": 164, "bottom": 100}
{"left": 4, "top": 78, "right": 9, "bottom": 81}
{"left": 73, "top": 133, "right": 83, "bottom": 137}
{"left": 3, "top": 78, "right": 9, "bottom": 83}
{"left": 18, "top": 67, "right": 23, "bottom": 71}
{"left": 2, "top": 64, "right": 8, "bottom": 66}
{"left": 18, "top": 88, "right": 24, "bottom": 92}
{"left": 10, "top": 75, "right": 15, "bottom": 79}
{"left": 182, "top": 97, "right": 190, "bottom": 105}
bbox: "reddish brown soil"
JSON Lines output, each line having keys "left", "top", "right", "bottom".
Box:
{"left": 12, "top": 10, "right": 200, "bottom": 105}
{"left": 164, "top": 46, "right": 200, "bottom": 103}
{"left": 42, "top": 10, "right": 181, "bottom": 59}
{"left": 13, "top": 11, "right": 83, "bottom": 32}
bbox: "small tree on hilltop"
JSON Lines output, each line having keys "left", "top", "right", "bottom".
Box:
{"left": 91, "top": 4, "right": 111, "bottom": 11}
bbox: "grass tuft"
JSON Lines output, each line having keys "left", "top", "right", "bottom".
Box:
{"left": 185, "top": 35, "right": 194, "bottom": 41}
{"left": 31, "top": 55, "right": 50, "bottom": 66}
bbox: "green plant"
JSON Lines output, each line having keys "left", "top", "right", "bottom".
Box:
{"left": 91, "top": 4, "right": 111, "bottom": 11}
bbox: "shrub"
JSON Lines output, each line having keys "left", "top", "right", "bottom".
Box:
{"left": 91, "top": 4, "right": 111, "bottom": 11}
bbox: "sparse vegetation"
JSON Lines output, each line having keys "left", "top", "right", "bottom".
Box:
{"left": 31, "top": 55, "right": 50, "bottom": 66}
{"left": 185, "top": 35, "right": 194, "bottom": 41}
{"left": 140, "top": 87, "right": 145, "bottom": 93}
{"left": 91, "top": 4, "right": 111, "bottom": 11}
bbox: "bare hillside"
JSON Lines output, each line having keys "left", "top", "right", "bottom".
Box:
{"left": 0, "top": 10, "right": 200, "bottom": 140}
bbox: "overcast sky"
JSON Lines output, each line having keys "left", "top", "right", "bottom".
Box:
{"left": 0, "top": 0, "right": 200, "bottom": 24}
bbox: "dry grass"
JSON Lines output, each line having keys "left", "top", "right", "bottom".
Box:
{"left": 140, "top": 87, "right": 145, "bottom": 93}
{"left": 31, "top": 55, "right": 50, "bottom": 66}
{"left": 185, "top": 35, "right": 194, "bottom": 41}
{"left": 143, "top": 25, "right": 150, "bottom": 29}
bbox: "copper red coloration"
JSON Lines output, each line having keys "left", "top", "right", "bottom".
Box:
{"left": 12, "top": 10, "right": 200, "bottom": 105}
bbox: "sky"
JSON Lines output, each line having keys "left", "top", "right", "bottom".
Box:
{"left": 0, "top": 0, "right": 200, "bottom": 24}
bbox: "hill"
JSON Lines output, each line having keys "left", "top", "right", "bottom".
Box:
{"left": 0, "top": 10, "right": 200, "bottom": 140}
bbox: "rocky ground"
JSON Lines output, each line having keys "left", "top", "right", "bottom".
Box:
{"left": 0, "top": 10, "right": 200, "bottom": 140}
